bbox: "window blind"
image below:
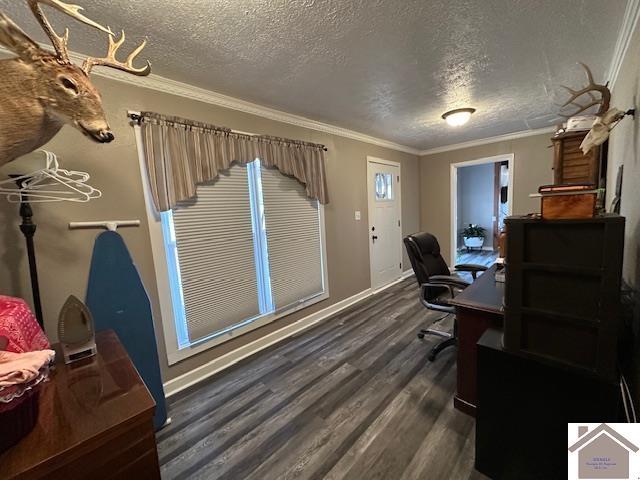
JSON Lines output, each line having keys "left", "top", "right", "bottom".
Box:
{"left": 260, "top": 166, "right": 324, "bottom": 310}
{"left": 172, "top": 164, "right": 260, "bottom": 343}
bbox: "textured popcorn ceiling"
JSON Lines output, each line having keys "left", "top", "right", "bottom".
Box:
{"left": 0, "top": 0, "right": 628, "bottom": 150}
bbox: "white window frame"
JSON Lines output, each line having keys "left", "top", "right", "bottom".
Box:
{"left": 134, "top": 125, "right": 329, "bottom": 365}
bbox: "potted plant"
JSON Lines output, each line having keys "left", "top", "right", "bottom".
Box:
{"left": 462, "top": 224, "right": 486, "bottom": 251}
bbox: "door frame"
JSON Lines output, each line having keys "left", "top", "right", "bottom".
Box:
{"left": 367, "top": 156, "right": 402, "bottom": 291}
{"left": 450, "top": 153, "right": 514, "bottom": 266}
{"left": 493, "top": 161, "right": 505, "bottom": 249}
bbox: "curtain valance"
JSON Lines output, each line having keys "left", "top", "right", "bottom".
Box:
{"left": 138, "top": 111, "right": 329, "bottom": 212}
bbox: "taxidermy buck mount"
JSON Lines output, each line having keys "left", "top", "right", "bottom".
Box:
{"left": 559, "top": 62, "right": 611, "bottom": 118}
{"left": 558, "top": 62, "right": 635, "bottom": 154}
{"left": 0, "top": 0, "right": 151, "bottom": 166}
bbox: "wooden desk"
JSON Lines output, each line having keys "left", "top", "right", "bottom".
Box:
{"left": 449, "top": 264, "right": 504, "bottom": 416}
{"left": 1, "top": 330, "right": 160, "bottom": 479}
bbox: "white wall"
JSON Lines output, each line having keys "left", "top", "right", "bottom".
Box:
{"left": 606, "top": 10, "right": 640, "bottom": 409}
{"left": 457, "top": 163, "right": 495, "bottom": 249}
{"left": 607, "top": 22, "right": 640, "bottom": 292}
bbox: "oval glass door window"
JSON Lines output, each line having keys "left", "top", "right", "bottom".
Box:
{"left": 375, "top": 173, "right": 394, "bottom": 200}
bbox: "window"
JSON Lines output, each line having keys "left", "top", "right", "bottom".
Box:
{"left": 374, "top": 172, "right": 394, "bottom": 200}
{"left": 160, "top": 159, "right": 327, "bottom": 352}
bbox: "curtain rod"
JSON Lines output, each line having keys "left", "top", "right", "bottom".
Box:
{"left": 127, "top": 111, "right": 328, "bottom": 152}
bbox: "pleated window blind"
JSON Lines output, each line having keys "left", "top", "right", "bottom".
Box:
{"left": 171, "top": 164, "right": 261, "bottom": 343}
{"left": 261, "top": 167, "right": 324, "bottom": 310}
{"left": 162, "top": 160, "right": 326, "bottom": 348}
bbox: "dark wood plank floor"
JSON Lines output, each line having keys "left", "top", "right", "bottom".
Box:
{"left": 455, "top": 250, "right": 497, "bottom": 283}
{"left": 455, "top": 249, "right": 498, "bottom": 268}
{"left": 157, "top": 277, "right": 488, "bottom": 480}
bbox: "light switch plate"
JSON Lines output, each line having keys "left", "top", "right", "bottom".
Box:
{"left": 355, "top": 211, "right": 361, "bottom": 221}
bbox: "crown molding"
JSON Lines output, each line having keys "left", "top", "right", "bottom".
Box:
{"left": 607, "top": 0, "right": 640, "bottom": 90}
{"left": 104, "top": 70, "right": 423, "bottom": 155}
{"left": 0, "top": 45, "right": 421, "bottom": 155}
{"left": 418, "top": 126, "right": 556, "bottom": 157}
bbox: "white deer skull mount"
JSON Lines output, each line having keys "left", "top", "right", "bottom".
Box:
{"left": 0, "top": 0, "right": 151, "bottom": 166}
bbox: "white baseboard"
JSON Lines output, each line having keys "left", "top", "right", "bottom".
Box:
{"left": 163, "top": 270, "right": 416, "bottom": 397}
{"left": 371, "top": 269, "right": 414, "bottom": 294}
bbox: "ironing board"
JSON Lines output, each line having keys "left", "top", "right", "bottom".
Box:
{"left": 86, "top": 231, "right": 167, "bottom": 430}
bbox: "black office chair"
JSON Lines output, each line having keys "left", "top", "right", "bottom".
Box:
{"left": 404, "top": 232, "right": 488, "bottom": 361}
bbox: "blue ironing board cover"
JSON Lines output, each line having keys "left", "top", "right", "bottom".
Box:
{"left": 86, "top": 230, "right": 167, "bottom": 430}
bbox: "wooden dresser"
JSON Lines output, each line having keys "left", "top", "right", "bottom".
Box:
{"left": 0, "top": 330, "right": 160, "bottom": 479}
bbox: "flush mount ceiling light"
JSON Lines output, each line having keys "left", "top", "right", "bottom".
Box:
{"left": 442, "top": 108, "right": 476, "bottom": 127}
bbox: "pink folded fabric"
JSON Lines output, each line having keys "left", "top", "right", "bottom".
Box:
{"left": 0, "top": 350, "right": 55, "bottom": 387}
{"left": 0, "top": 296, "right": 50, "bottom": 353}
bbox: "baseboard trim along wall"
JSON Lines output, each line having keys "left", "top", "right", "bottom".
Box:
{"left": 163, "top": 269, "right": 415, "bottom": 398}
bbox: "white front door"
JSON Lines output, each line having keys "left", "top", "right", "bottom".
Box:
{"left": 367, "top": 158, "right": 402, "bottom": 290}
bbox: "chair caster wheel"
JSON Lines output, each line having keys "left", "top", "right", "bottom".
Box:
{"left": 417, "top": 333, "right": 425, "bottom": 339}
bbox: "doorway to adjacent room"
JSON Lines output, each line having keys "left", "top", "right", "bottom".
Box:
{"left": 450, "top": 154, "right": 514, "bottom": 267}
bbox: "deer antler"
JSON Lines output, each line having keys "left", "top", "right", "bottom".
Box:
{"left": 27, "top": 0, "right": 113, "bottom": 63}
{"left": 559, "top": 62, "right": 611, "bottom": 118}
{"left": 82, "top": 31, "right": 151, "bottom": 76}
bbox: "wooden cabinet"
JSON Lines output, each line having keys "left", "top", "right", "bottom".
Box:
{"left": 503, "top": 215, "right": 624, "bottom": 382}
{"left": 0, "top": 330, "right": 160, "bottom": 479}
{"left": 551, "top": 131, "right": 601, "bottom": 185}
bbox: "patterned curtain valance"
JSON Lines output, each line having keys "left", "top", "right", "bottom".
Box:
{"left": 137, "top": 112, "right": 329, "bottom": 212}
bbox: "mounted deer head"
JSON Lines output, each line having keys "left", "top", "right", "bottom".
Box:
{"left": 559, "top": 62, "right": 611, "bottom": 118}
{"left": 0, "top": 1, "right": 151, "bottom": 166}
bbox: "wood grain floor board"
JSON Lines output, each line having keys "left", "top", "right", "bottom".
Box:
{"left": 262, "top": 296, "right": 422, "bottom": 397}
{"left": 265, "top": 293, "right": 394, "bottom": 361}
{"left": 281, "top": 290, "right": 415, "bottom": 364}
{"left": 161, "top": 384, "right": 290, "bottom": 479}
{"left": 399, "top": 395, "right": 475, "bottom": 480}
{"left": 321, "top": 356, "right": 454, "bottom": 480}
{"left": 161, "top": 290, "right": 404, "bottom": 443}
{"left": 344, "top": 360, "right": 458, "bottom": 480}
{"left": 157, "top": 276, "right": 485, "bottom": 479}
{"left": 187, "top": 365, "right": 360, "bottom": 480}
{"left": 312, "top": 308, "right": 428, "bottom": 420}
{"left": 252, "top": 332, "right": 434, "bottom": 480}
{"left": 225, "top": 321, "right": 432, "bottom": 480}
{"left": 157, "top": 355, "right": 292, "bottom": 442}
{"left": 448, "top": 426, "right": 490, "bottom": 480}
{"left": 347, "top": 304, "right": 430, "bottom": 372}
{"left": 158, "top": 381, "right": 272, "bottom": 464}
